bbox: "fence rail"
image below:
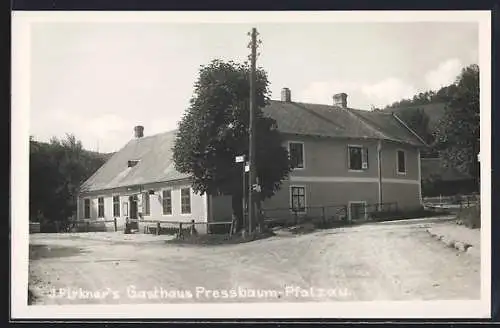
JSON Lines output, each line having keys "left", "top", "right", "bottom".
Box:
{"left": 58, "top": 217, "right": 235, "bottom": 236}
{"left": 423, "top": 193, "right": 480, "bottom": 213}
{"left": 262, "top": 202, "right": 399, "bottom": 227}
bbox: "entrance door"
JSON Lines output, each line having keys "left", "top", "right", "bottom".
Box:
{"left": 349, "top": 201, "right": 367, "bottom": 221}
{"left": 129, "top": 195, "right": 139, "bottom": 229}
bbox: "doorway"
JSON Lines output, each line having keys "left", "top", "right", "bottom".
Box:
{"left": 129, "top": 195, "right": 139, "bottom": 229}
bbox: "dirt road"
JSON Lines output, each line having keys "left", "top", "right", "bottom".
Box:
{"left": 28, "top": 218, "right": 480, "bottom": 304}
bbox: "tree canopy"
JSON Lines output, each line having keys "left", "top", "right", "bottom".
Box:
{"left": 30, "top": 134, "right": 107, "bottom": 229}
{"left": 433, "top": 64, "right": 480, "bottom": 187}
{"left": 172, "top": 59, "right": 292, "bottom": 229}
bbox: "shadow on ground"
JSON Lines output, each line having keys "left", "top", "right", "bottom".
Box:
{"left": 165, "top": 230, "right": 277, "bottom": 247}
{"left": 29, "top": 244, "right": 89, "bottom": 260}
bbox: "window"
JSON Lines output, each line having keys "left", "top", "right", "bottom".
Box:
{"left": 289, "top": 142, "right": 305, "bottom": 169}
{"left": 348, "top": 145, "right": 368, "bottom": 171}
{"left": 128, "top": 160, "right": 140, "bottom": 168}
{"left": 181, "top": 188, "right": 191, "bottom": 214}
{"left": 397, "top": 150, "right": 406, "bottom": 174}
{"left": 290, "top": 186, "right": 306, "bottom": 213}
{"left": 113, "top": 196, "right": 120, "bottom": 217}
{"left": 84, "top": 199, "right": 90, "bottom": 219}
{"left": 349, "top": 202, "right": 367, "bottom": 221}
{"left": 162, "top": 190, "right": 172, "bottom": 215}
{"left": 143, "top": 192, "right": 150, "bottom": 216}
{"left": 98, "top": 197, "right": 104, "bottom": 218}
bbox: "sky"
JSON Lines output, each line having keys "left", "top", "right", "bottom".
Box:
{"left": 29, "top": 21, "right": 479, "bottom": 153}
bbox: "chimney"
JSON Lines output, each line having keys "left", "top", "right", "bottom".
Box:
{"left": 134, "top": 125, "right": 144, "bottom": 138}
{"left": 333, "top": 93, "right": 348, "bottom": 108}
{"left": 281, "top": 87, "right": 291, "bottom": 102}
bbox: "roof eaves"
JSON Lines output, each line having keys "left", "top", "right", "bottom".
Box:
{"left": 391, "top": 112, "right": 429, "bottom": 147}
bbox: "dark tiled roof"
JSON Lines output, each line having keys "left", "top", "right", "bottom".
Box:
{"left": 81, "top": 100, "right": 426, "bottom": 192}
{"left": 421, "top": 158, "right": 472, "bottom": 181}
{"left": 264, "top": 100, "right": 425, "bottom": 146}
{"left": 80, "top": 130, "right": 188, "bottom": 193}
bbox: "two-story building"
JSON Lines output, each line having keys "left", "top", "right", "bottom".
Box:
{"left": 78, "top": 89, "right": 426, "bottom": 233}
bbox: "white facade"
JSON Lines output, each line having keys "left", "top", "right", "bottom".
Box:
{"left": 78, "top": 180, "right": 208, "bottom": 233}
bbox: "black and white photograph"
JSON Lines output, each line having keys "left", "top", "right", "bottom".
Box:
{"left": 11, "top": 11, "right": 491, "bottom": 319}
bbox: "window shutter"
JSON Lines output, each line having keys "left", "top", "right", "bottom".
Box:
{"left": 362, "top": 148, "right": 369, "bottom": 169}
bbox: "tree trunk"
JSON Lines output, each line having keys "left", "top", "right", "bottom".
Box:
{"left": 231, "top": 193, "right": 244, "bottom": 233}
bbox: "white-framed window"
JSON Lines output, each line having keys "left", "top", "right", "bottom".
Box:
{"left": 348, "top": 145, "right": 369, "bottom": 171}
{"left": 397, "top": 149, "right": 406, "bottom": 174}
{"left": 162, "top": 189, "right": 172, "bottom": 215}
{"left": 84, "top": 198, "right": 90, "bottom": 219}
{"left": 348, "top": 201, "right": 367, "bottom": 221}
{"left": 113, "top": 196, "right": 120, "bottom": 217}
{"left": 181, "top": 188, "right": 191, "bottom": 214}
{"left": 143, "top": 192, "right": 151, "bottom": 216}
{"left": 288, "top": 141, "right": 305, "bottom": 169}
{"left": 290, "top": 185, "right": 306, "bottom": 213}
{"left": 97, "top": 197, "right": 104, "bottom": 218}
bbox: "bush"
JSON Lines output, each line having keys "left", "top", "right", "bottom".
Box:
{"left": 457, "top": 205, "right": 481, "bottom": 229}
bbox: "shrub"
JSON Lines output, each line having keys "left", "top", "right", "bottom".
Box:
{"left": 457, "top": 205, "right": 481, "bottom": 229}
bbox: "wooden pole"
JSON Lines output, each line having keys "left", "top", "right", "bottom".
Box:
{"left": 248, "top": 28, "right": 257, "bottom": 235}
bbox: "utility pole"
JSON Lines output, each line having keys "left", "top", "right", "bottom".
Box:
{"left": 248, "top": 27, "right": 257, "bottom": 235}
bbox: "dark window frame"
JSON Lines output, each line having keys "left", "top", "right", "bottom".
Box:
{"left": 84, "top": 198, "right": 90, "bottom": 219}
{"left": 162, "top": 189, "right": 172, "bottom": 215}
{"left": 290, "top": 186, "right": 306, "bottom": 213}
{"left": 397, "top": 150, "right": 406, "bottom": 174}
{"left": 181, "top": 188, "right": 191, "bottom": 214}
{"left": 97, "top": 197, "right": 104, "bottom": 218}
{"left": 113, "top": 196, "right": 120, "bottom": 217}
{"left": 348, "top": 145, "right": 369, "bottom": 171}
{"left": 289, "top": 141, "right": 305, "bottom": 169}
{"left": 143, "top": 192, "right": 151, "bottom": 216}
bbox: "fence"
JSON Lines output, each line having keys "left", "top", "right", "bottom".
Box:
{"left": 423, "top": 193, "right": 480, "bottom": 213}
{"left": 132, "top": 219, "right": 234, "bottom": 238}
{"left": 262, "top": 202, "right": 399, "bottom": 227}
{"left": 59, "top": 217, "right": 235, "bottom": 237}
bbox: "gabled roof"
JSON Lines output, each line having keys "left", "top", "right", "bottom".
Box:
{"left": 81, "top": 100, "right": 426, "bottom": 193}
{"left": 80, "top": 130, "right": 188, "bottom": 193}
{"left": 264, "top": 100, "right": 425, "bottom": 146}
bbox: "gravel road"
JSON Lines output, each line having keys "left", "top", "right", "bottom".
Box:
{"left": 28, "top": 218, "right": 480, "bottom": 305}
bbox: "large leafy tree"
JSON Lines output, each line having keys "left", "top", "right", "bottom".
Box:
{"left": 433, "top": 64, "right": 480, "bottom": 188}
{"left": 173, "top": 59, "right": 292, "bottom": 231}
{"left": 30, "top": 134, "right": 106, "bottom": 229}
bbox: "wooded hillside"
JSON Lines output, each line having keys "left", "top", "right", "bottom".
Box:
{"left": 29, "top": 134, "right": 111, "bottom": 228}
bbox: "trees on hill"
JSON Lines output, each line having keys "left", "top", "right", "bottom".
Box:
{"left": 433, "top": 64, "right": 480, "bottom": 188}
{"left": 30, "top": 134, "right": 106, "bottom": 229}
{"left": 173, "top": 59, "right": 292, "bottom": 232}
